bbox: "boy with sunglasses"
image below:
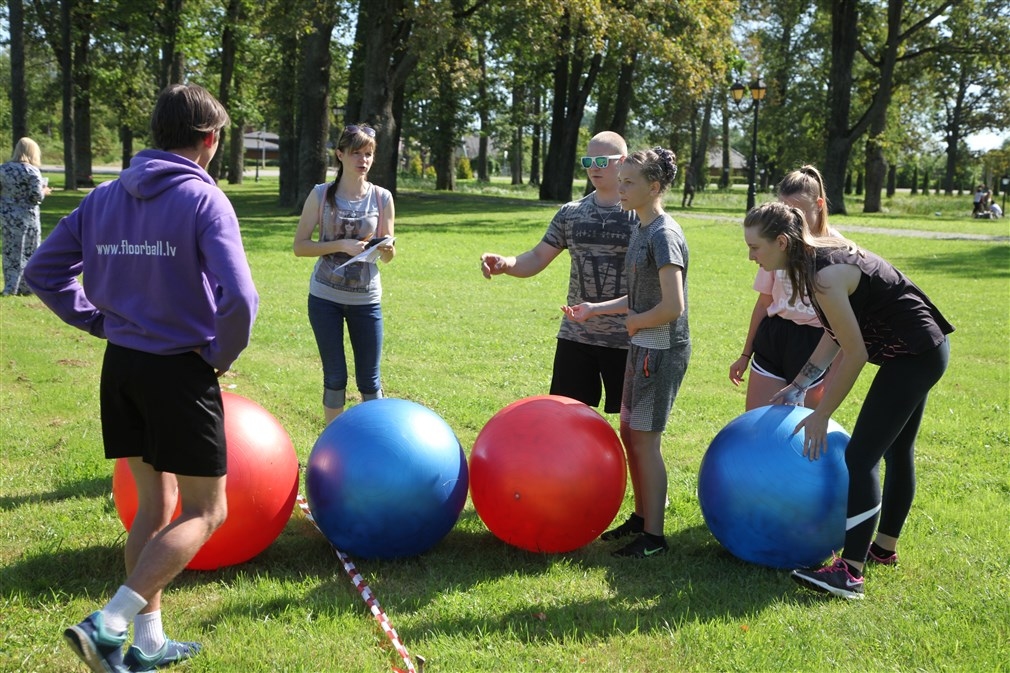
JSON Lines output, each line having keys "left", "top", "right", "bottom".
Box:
{"left": 480, "top": 132, "right": 635, "bottom": 414}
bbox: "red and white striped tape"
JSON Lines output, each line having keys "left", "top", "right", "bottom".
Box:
{"left": 296, "top": 495, "right": 422, "bottom": 673}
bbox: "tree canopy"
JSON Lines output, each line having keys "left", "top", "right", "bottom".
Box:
{"left": 2, "top": 0, "right": 1007, "bottom": 208}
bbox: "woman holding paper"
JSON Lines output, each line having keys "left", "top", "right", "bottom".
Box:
{"left": 294, "top": 124, "right": 396, "bottom": 424}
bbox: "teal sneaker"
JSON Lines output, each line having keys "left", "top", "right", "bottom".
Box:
{"left": 123, "top": 639, "right": 202, "bottom": 672}
{"left": 63, "top": 611, "right": 129, "bottom": 673}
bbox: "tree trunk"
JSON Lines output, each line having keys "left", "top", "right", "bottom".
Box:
{"left": 886, "top": 163, "right": 896, "bottom": 197}
{"left": 211, "top": 0, "right": 242, "bottom": 181}
{"left": 158, "top": 0, "right": 186, "bottom": 90}
{"left": 943, "top": 66, "right": 969, "bottom": 195}
{"left": 862, "top": 136, "right": 886, "bottom": 212}
{"left": 689, "top": 94, "right": 713, "bottom": 191}
{"left": 432, "top": 1, "right": 466, "bottom": 192}
{"left": 476, "top": 41, "right": 489, "bottom": 182}
{"left": 822, "top": 0, "right": 865, "bottom": 214}
{"left": 719, "top": 97, "right": 730, "bottom": 189}
{"left": 277, "top": 31, "right": 299, "bottom": 207}
{"left": 120, "top": 125, "right": 132, "bottom": 170}
{"left": 539, "top": 17, "right": 602, "bottom": 202}
{"left": 608, "top": 52, "right": 636, "bottom": 137}
{"left": 347, "top": 0, "right": 419, "bottom": 197}
{"left": 910, "top": 166, "right": 918, "bottom": 195}
{"left": 296, "top": 19, "right": 335, "bottom": 209}
{"left": 60, "top": 0, "right": 76, "bottom": 191}
{"left": 861, "top": 0, "right": 903, "bottom": 213}
{"left": 529, "top": 90, "right": 541, "bottom": 186}
{"left": 73, "top": 8, "right": 93, "bottom": 188}
{"left": 9, "top": 0, "right": 28, "bottom": 145}
{"left": 228, "top": 72, "right": 244, "bottom": 185}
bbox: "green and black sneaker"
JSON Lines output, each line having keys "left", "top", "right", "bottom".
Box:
{"left": 612, "top": 533, "right": 668, "bottom": 558}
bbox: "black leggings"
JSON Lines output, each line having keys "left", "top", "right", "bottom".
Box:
{"left": 843, "top": 338, "right": 950, "bottom": 561}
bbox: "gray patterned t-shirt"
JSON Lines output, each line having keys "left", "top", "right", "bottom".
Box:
{"left": 543, "top": 193, "right": 636, "bottom": 349}
{"left": 626, "top": 213, "right": 690, "bottom": 350}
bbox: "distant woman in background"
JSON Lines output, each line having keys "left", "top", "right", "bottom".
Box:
{"left": 1, "top": 137, "right": 52, "bottom": 296}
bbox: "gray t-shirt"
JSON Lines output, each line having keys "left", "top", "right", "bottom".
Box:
{"left": 543, "top": 192, "right": 636, "bottom": 349}
{"left": 626, "top": 213, "right": 690, "bottom": 350}
{"left": 309, "top": 182, "right": 392, "bottom": 305}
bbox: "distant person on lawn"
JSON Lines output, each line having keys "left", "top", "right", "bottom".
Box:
{"left": 25, "top": 84, "right": 259, "bottom": 672}
{"left": 1, "top": 136, "right": 52, "bottom": 295}
{"left": 743, "top": 201, "right": 952, "bottom": 599}
{"left": 480, "top": 131, "right": 636, "bottom": 414}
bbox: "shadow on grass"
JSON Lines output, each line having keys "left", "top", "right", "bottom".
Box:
{"left": 0, "top": 476, "right": 110, "bottom": 512}
{"left": 3, "top": 498, "right": 796, "bottom": 640}
{"left": 892, "top": 243, "right": 1010, "bottom": 279}
{"left": 207, "top": 512, "right": 794, "bottom": 640}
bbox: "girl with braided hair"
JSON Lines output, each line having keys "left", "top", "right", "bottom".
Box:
{"left": 729, "top": 165, "right": 839, "bottom": 409}
{"left": 565, "top": 147, "right": 690, "bottom": 558}
{"left": 743, "top": 200, "right": 953, "bottom": 598}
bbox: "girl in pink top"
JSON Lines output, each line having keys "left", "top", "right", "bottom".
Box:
{"left": 728, "top": 165, "right": 837, "bottom": 409}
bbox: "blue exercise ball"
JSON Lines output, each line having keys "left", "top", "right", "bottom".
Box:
{"left": 305, "top": 398, "right": 468, "bottom": 560}
{"left": 697, "top": 405, "right": 850, "bottom": 569}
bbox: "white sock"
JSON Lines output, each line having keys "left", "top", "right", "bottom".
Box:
{"left": 101, "top": 585, "right": 147, "bottom": 634}
{"left": 133, "top": 610, "right": 167, "bottom": 655}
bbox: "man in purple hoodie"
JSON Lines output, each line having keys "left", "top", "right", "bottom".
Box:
{"left": 25, "top": 84, "right": 259, "bottom": 673}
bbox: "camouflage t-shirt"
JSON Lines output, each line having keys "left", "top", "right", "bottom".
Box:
{"left": 543, "top": 193, "right": 636, "bottom": 349}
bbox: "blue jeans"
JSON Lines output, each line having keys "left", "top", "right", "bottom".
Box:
{"left": 307, "top": 294, "right": 383, "bottom": 405}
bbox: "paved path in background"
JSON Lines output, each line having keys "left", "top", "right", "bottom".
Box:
{"left": 675, "top": 210, "right": 1009, "bottom": 242}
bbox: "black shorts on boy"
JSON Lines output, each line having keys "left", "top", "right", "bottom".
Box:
{"left": 100, "top": 343, "right": 227, "bottom": 477}
{"left": 550, "top": 338, "right": 628, "bottom": 413}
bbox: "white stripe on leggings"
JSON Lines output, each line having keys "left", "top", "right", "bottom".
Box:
{"left": 846, "top": 503, "right": 882, "bottom": 530}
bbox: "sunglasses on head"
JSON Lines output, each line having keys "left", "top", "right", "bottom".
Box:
{"left": 344, "top": 125, "right": 376, "bottom": 138}
{"left": 580, "top": 155, "right": 623, "bottom": 169}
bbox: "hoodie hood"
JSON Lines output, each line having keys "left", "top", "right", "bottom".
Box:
{"left": 119, "top": 149, "right": 215, "bottom": 200}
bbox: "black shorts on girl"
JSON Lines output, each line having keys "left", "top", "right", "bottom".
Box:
{"left": 751, "top": 315, "right": 826, "bottom": 383}
{"left": 100, "top": 343, "right": 226, "bottom": 477}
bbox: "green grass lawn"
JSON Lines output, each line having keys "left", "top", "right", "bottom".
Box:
{"left": 2, "top": 178, "right": 1008, "bottom": 672}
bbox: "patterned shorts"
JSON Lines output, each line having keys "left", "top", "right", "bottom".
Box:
{"left": 620, "top": 342, "right": 690, "bottom": 432}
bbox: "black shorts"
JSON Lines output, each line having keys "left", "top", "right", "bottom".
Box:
{"left": 549, "top": 338, "right": 628, "bottom": 413}
{"left": 751, "top": 315, "right": 826, "bottom": 383}
{"left": 100, "top": 343, "right": 226, "bottom": 477}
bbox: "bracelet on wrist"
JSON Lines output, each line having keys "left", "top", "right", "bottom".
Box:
{"left": 791, "top": 380, "right": 810, "bottom": 393}
{"left": 741, "top": 353, "right": 752, "bottom": 360}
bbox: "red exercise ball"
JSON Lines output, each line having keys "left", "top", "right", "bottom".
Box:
{"left": 112, "top": 391, "right": 299, "bottom": 570}
{"left": 469, "top": 395, "right": 627, "bottom": 553}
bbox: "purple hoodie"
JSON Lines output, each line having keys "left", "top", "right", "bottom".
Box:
{"left": 25, "top": 150, "right": 258, "bottom": 371}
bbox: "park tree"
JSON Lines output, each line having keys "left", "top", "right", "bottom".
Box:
{"left": 344, "top": 0, "right": 420, "bottom": 196}
{"left": 930, "top": 0, "right": 1010, "bottom": 194}
{"left": 820, "top": 0, "right": 957, "bottom": 214}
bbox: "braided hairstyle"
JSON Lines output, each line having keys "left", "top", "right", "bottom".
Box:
{"left": 623, "top": 147, "right": 678, "bottom": 193}
{"left": 777, "top": 164, "right": 830, "bottom": 236}
{"left": 743, "top": 201, "right": 856, "bottom": 304}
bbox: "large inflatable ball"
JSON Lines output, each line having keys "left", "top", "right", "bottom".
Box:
{"left": 113, "top": 391, "right": 299, "bottom": 570}
{"left": 305, "top": 398, "right": 468, "bottom": 560}
{"left": 469, "top": 395, "right": 627, "bottom": 553}
{"left": 697, "top": 404, "right": 850, "bottom": 569}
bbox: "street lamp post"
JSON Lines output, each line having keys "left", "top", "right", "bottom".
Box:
{"left": 730, "top": 78, "right": 767, "bottom": 212}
